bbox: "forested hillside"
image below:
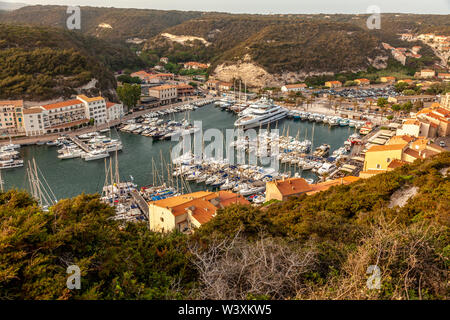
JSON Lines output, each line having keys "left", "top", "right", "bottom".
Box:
{"left": 1, "top": 152, "right": 448, "bottom": 300}
{"left": 0, "top": 6, "right": 446, "bottom": 87}
{"left": 0, "top": 5, "right": 204, "bottom": 40}
{"left": 0, "top": 24, "right": 144, "bottom": 100}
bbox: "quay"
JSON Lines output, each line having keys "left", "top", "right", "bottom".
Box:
{"left": 69, "top": 136, "right": 91, "bottom": 153}
{"left": 3, "top": 97, "right": 215, "bottom": 146}
{"left": 131, "top": 189, "right": 149, "bottom": 219}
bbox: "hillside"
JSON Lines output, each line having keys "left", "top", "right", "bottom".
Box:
{"left": 145, "top": 13, "right": 445, "bottom": 86}
{"left": 0, "top": 5, "right": 204, "bottom": 40}
{"left": 1, "top": 152, "right": 448, "bottom": 300}
{"left": 0, "top": 24, "right": 144, "bottom": 101}
{"left": 0, "top": 6, "right": 447, "bottom": 88}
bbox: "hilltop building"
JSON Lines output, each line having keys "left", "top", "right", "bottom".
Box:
{"left": 355, "top": 78, "right": 370, "bottom": 86}
{"left": 182, "top": 62, "right": 209, "bottom": 70}
{"left": 281, "top": 83, "right": 307, "bottom": 92}
{"left": 148, "top": 191, "right": 249, "bottom": 233}
{"left": 325, "top": 81, "right": 342, "bottom": 88}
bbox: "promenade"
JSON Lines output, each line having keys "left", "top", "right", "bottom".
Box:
{"left": 3, "top": 97, "right": 212, "bottom": 146}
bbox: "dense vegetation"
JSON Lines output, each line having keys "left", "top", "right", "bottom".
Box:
{"left": 0, "top": 6, "right": 446, "bottom": 89}
{"left": 0, "top": 24, "right": 144, "bottom": 101}
{"left": 0, "top": 5, "right": 203, "bottom": 40}
{"left": 1, "top": 152, "right": 448, "bottom": 300}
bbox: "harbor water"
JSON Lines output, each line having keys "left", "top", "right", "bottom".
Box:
{"left": 2, "top": 104, "right": 355, "bottom": 200}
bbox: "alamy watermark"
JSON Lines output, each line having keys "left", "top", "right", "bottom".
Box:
{"left": 366, "top": 5, "right": 381, "bottom": 30}
{"left": 366, "top": 265, "right": 381, "bottom": 289}
{"left": 171, "top": 121, "right": 280, "bottom": 173}
{"left": 66, "top": 6, "right": 81, "bottom": 30}
{"left": 66, "top": 265, "right": 81, "bottom": 290}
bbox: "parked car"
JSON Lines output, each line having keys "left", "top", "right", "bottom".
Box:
{"left": 439, "top": 141, "right": 446, "bottom": 147}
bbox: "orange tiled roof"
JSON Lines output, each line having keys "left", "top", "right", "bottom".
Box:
{"left": 404, "top": 148, "right": 420, "bottom": 159}
{"left": 77, "top": 95, "right": 104, "bottom": 102}
{"left": 306, "top": 176, "right": 360, "bottom": 195}
{"left": 388, "top": 159, "right": 407, "bottom": 169}
{"left": 149, "top": 191, "right": 214, "bottom": 208}
{"left": 23, "top": 107, "right": 43, "bottom": 115}
{"left": 366, "top": 144, "right": 407, "bottom": 152}
{"left": 285, "top": 83, "right": 307, "bottom": 89}
{"left": 269, "top": 178, "right": 313, "bottom": 196}
{"left": 0, "top": 100, "right": 23, "bottom": 107}
{"left": 42, "top": 99, "right": 83, "bottom": 110}
{"left": 149, "top": 84, "right": 177, "bottom": 91}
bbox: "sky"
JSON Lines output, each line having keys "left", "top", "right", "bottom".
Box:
{"left": 2, "top": 0, "right": 450, "bottom": 14}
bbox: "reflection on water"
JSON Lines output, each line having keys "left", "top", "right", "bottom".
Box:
{"left": 2, "top": 104, "right": 354, "bottom": 199}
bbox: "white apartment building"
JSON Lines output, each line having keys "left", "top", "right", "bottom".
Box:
{"left": 106, "top": 102, "right": 124, "bottom": 122}
{"left": 77, "top": 95, "right": 107, "bottom": 124}
{"left": 23, "top": 108, "right": 46, "bottom": 136}
{"left": 40, "top": 99, "right": 87, "bottom": 130}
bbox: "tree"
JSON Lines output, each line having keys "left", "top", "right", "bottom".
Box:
{"left": 377, "top": 97, "right": 388, "bottom": 108}
{"left": 117, "top": 83, "right": 141, "bottom": 110}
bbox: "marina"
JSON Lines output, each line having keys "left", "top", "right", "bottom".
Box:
{"left": 1, "top": 102, "right": 355, "bottom": 202}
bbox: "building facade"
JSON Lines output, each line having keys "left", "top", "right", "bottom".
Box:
{"left": 106, "top": 102, "right": 124, "bottom": 122}
{"left": 148, "top": 191, "right": 249, "bottom": 233}
{"left": 0, "top": 100, "right": 24, "bottom": 134}
{"left": 77, "top": 95, "right": 107, "bottom": 124}
{"left": 148, "top": 85, "right": 178, "bottom": 105}
{"left": 23, "top": 107, "right": 46, "bottom": 136}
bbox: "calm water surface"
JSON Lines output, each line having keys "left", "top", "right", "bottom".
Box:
{"left": 2, "top": 104, "right": 355, "bottom": 199}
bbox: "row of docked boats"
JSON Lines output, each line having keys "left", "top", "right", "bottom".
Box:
{"left": 172, "top": 153, "right": 290, "bottom": 201}
{"left": 121, "top": 117, "right": 200, "bottom": 140}
{"left": 287, "top": 110, "right": 366, "bottom": 128}
{"left": 56, "top": 131, "right": 123, "bottom": 161}
{"left": 0, "top": 143, "right": 23, "bottom": 169}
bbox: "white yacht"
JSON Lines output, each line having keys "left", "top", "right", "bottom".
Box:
{"left": 234, "top": 98, "right": 288, "bottom": 130}
{"left": 82, "top": 149, "right": 110, "bottom": 161}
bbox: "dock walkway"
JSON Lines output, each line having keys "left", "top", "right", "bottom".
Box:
{"left": 69, "top": 136, "right": 91, "bottom": 153}
{"left": 131, "top": 189, "right": 149, "bottom": 219}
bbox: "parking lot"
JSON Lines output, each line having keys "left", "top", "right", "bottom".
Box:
{"left": 314, "top": 85, "right": 398, "bottom": 101}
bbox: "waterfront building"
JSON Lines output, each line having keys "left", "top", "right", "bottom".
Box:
{"left": 218, "top": 82, "right": 233, "bottom": 92}
{"left": 77, "top": 95, "right": 108, "bottom": 124}
{"left": 176, "top": 84, "right": 195, "bottom": 97}
{"left": 41, "top": 99, "right": 89, "bottom": 130}
{"left": 0, "top": 100, "right": 24, "bottom": 135}
{"left": 205, "top": 79, "right": 220, "bottom": 91}
{"left": 281, "top": 83, "right": 307, "bottom": 92}
{"left": 148, "top": 191, "right": 249, "bottom": 233}
{"left": 106, "top": 102, "right": 124, "bottom": 122}
{"left": 324, "top": 81, "right": 342, "bottom": 88}
{"left": 23, "top": 107, "right": 46, "bottom": 136}
{"left": 148, "top": 85, "right": 178, "bottom": 105}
